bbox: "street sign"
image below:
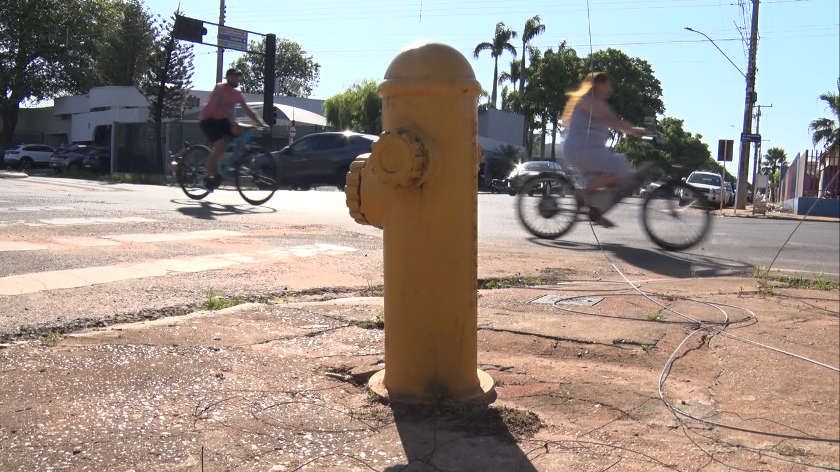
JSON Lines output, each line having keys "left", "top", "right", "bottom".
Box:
{"left": 289, "top": 125, "right": 297, "bottom": 138}
{"left": 741, "top": 133, "right": 761, "bottom": 143}
{"left": 717, "top": 139, "right": 734, "bottom": 162}
{"left": 217, "top": 26, "right": 248, "bottom": 52}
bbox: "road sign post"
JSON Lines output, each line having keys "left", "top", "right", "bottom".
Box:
{"left": 288, "top": 124, "right": 297, "bottom": 145}
{"left": 717, "top": 139, "right": 734, "bottom": 211}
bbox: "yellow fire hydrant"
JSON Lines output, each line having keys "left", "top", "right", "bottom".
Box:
{"left": 344, "top": 41, "right": 494, "bottom": 403}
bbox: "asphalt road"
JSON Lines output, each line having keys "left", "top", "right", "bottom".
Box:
{"left": 1, "top": 175, "right": 838, "bottom": 277}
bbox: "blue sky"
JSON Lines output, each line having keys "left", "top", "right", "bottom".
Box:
{"left": 149, "top": 0, "right": 838, "bottom": 175}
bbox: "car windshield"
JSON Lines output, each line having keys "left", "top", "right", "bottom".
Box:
{"left": 688, "top": 174, "right": 721, "bottom": 186}
{"left": 520, "top": 161, "right": 556, "bottom": 171}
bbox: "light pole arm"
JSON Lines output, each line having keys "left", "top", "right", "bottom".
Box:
{"left": 685, "top": 27, "right": 746, "bottom": 78}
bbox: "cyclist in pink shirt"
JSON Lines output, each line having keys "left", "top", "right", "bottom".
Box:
{"left": 199, "top": 68, "right": 267, "bottom": 191}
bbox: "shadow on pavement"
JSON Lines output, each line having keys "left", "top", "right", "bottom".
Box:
{"left": 383, "top": 399, "right": 539, "bottom": 472}
{"left": 172, "top": 198, "right": 277, "bottom": 220}
{"left": 530, "top": 238, "right": 753, "bottom": 278}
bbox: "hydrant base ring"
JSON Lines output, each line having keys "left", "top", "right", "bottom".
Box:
{"left": 368, "top": 369, "right": 496, "bottom": 405}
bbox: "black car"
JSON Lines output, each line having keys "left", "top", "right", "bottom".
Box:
{"left": 265, "top": 132, "right": 377, "bottom": 190}
{"left": 81, "top": 148, "right": 112, "bottom": 174}
{"left": 506, "top": 160, "right": 565, "bottom": 195}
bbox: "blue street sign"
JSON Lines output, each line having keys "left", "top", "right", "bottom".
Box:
{"left": 218, "top": 26, "right": 247, "bottom": 52}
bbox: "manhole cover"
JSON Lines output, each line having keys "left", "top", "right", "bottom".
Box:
{"left": 530, "top": 295, "right": 604, "bottom": 306}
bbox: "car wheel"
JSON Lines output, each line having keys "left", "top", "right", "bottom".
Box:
{"left": 19, "top": 157, "right": 33, "bottom": 170}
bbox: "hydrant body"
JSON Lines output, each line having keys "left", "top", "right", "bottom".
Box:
{"left": 344, "top": 41, "right": 493, "bottom": 402}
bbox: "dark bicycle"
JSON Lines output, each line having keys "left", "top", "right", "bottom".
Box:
{"left": 173, "top": 124, "right": 278, "bottom": 205}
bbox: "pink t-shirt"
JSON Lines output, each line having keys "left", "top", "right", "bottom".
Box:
{"left": 200, "top": 83, "right": 246, "bottom": 121}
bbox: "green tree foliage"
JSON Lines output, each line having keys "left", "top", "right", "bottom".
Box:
{"left": 761, "top": 147, "right": 788, "bottom": 177}
{"left": 498, "top": 59, "right": 522, "bottom": 93}
{"left": 140, "top": 11, "right": 194, "bottom": 171}
{"left": 486, "top": 143, "right": 523, "bottom": 179}
{"left": 232, "top": 38, "right": 320, "bottom": 97}
{"left": 532, "top": 42, "right": 581, "bottom": 158}
{"left": 615, "top": 117, "right": 732, "bottom": 180}
{"left": 518, "top": 15, "right": 545, "bottom": 93}
{"left": 474, "top": 22, "right": 518, "bottom": 109}
{"left": 584, "top": 48, "right": 665, "bottom": 128}
{"left": 94, "top": 0, "right": 156, "bottom": 87}
{"left": 323, "top": 79, "right": 381, "bottom": 134}
{"left": 809, "top": 91, "right": 839, "bottom": 154}
{"left": 0, "top": 0, "right": 106, "bottom": 141}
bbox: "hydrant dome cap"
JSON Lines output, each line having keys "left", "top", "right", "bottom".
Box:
{"left": 384, "top": 41, "right": 477, "bottom": 80}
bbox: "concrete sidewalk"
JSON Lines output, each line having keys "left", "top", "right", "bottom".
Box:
{"left": 713, "top": 206, "right": 839, "bottom": 222}
{"left": 1, "top": 276, "right": 837, "bottom": 471}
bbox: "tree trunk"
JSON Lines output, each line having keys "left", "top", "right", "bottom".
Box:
{"left": 540, "top": 113, "right": 547, "bottom": 158}
{"left": 0, "top": 100, "right": 21, "bottom": 143}
{"left": 519, "top": 39, "right": 526, "bottom": 93}
{"left": 491, "top": 57, "right": 499, "bottom": 109}
{"left": 152, "top": 38, "right": 174, "bottom": 174}
{"left": 550, "top": 115, "right": 558, "bottom": 160}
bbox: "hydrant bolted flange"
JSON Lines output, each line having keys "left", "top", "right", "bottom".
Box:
{"left": 369, "top": 130, "right": 427, "bottom": 188}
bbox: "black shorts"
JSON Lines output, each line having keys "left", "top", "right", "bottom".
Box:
{"left": 200, "top": 118, "right": 233, "bottom": 143}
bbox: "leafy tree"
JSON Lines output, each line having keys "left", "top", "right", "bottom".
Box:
{"left": 232, "top": 38, "right": 320, "bottom": 97}
{"left": 615, "top": 117, "right": 732, "bottom": 180}
{"left": 323, "top": 79, "right": 381, "bottom": 134}
{"left": 473, "top": 22, "right": 517, "bottom": 109}
{"left": 584, "top": 48, "right": 665, "bottom": 130}
{"left": 140, "top": 11, "right": 194, "bottom": 172}
{"left": 477, "top": 89, "right": 492, "bottom": 112}
{"left": 533, "top": 41, "right": 581, "bottom": 159}
{"left": 486, "top": 143, "right": 523, "bottom": 179}
{"left": 498, "top": 59, "right": 522, "bottom": 93}
{"left": 94, "top": 0, "right": 156, "bottom": 87}
{"left": 761, "top": 147, "right": 787, "bottom": 200}
{"left": 519, "top": 15, "right": 546, "bottom": 93}
{"left": 809, "top": 91, "right": 839, "bottom": 154}
{"left": 0, "top": 0, "right": 105, "bottom": 142}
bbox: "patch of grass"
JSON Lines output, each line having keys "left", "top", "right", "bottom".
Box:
{"left": 776, "top": 445, "right": 810, "bottom": 457}
{"left": 202, "top": 289, "right": 247, "bottom": 311}
{"left": 771, "top": 274, "right": 839, "bottom": 292}
{"left": 761, "top": 285, "right": 778, "bottom": 296}
{"left": 479, "top": 274, "right": 542, "bottom": 290}
{"left": 754, "top": 265, "right": 770, "bottom": 279}
{"left": 42, "top": 331, "right": 62, "bottom": 347}
{"left": 646, "top": 312, "right": 663, "bottom": 322}
{"left": 641, "top": 344, "right": 654, "bottom": 353}
{"left": 357, "top": 309, "right": 385, "bottom": 330}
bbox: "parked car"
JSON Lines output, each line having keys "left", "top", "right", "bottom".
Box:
{"left": 264, "top": 131, "right": 377, "bottom": 190}
{"left": 81, "top": 148, "right": 112, "bottom": 174}
{"left": 640, "top": 181, "right": 663, "bottom": 198}
{"left": 50, "top": 145, "right": 96, "bottom": 173}
{"left": 724, "top": 182, "right": 735, "bottom": 207}
{"left": 506, "top": 160, "right": 564, "bottom": 195}
{"left": 681, "top": 171, "right": 724, "bottom": 206}
{"left": 2, "top": 143, "right": 56, "bottom": 169}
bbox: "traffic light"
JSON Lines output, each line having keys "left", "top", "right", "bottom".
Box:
{"left": 173, "top": 15, "right": 207, "bottom": 43}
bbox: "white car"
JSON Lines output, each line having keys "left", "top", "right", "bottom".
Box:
{"left": 3, "top": 143, "right": 56, "bottom": 169}
{"left": 681, "top": 171, "right": 725, "bottom": 206}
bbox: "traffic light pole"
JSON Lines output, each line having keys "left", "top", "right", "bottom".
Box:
{"left": 735, "top": 0, "right": 760, "bottom": 210}
{"left": 263, "top": 34, "right": 277, "bottom": 153}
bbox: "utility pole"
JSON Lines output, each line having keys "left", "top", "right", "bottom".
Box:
{"left": 215, "top": 0, "right": 226, "bottom": 83}
{"left": 752, "top": 104, "right": 772, "bottom": 197}
{"left": 735, "top": 0, "right": 760, "bottom": 209}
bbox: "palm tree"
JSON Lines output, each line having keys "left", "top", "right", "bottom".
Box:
{"left": 498, "top": 59, "right": 522, "bottom": 92}
{"left": 474, "top": 22, "right": 518, "bottom": 109}
{"left": 809, "top": 91, "right": 840, "bottom": 154}
{"left": 761, "top": 146, "right": 787, "bottom": 201}
{"left": 519, "top": 15, "right": 546, "bottom": 93}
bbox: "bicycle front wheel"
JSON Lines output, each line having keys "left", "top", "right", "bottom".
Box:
{"left": 516, "top": 174, "right": 581, "bottom": 239}
{"left": 177, "top": 145, "right": 212, "bottom": 200}
{"left": 235, "top": 151, "right": 277, "bottom": 205}
{"left": 642, "top": 182, "right": 712, "bottom": 251}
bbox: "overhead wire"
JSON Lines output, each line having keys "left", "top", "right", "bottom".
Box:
{"left": 566, "top": 0, "right": 840, "bottom": 449}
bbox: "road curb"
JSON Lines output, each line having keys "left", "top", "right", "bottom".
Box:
{"left": 714, "top": 212, "right": 839, "bottom": 223}
{"left": 0, "top": 172, "right": 28, "bottom": 179}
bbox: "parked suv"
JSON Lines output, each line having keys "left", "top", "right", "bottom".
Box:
{"left": 682, "top": 171, "right": 724, "bottom": 206}
{"left": 50, "top": 145, "right": 96, "bottom": 173}
{"left": 3, "top": 143, "right": 56, "bottom": 169}
{"left": 265, "top": 132, "right": 377, "bottom": 190}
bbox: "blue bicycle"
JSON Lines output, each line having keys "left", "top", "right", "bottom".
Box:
{"left": 174, "top": 123, "right": 278, "bottom": 205}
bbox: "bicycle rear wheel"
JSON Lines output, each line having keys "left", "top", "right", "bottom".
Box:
{"left": 516, "top": 174, "right": 581, "bottom": 239}
{"left": 642, "top": 182, "right": 712, "bottom": 251}
{"left": 177, "top": 145, "right": 212, "bottom": 200}
{"left": 235, "top": 150, "right": 277, "bottom": 205}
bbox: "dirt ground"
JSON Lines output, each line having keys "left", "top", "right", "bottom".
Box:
{"left": 0, "top": 276, "right": 837, "bottom": 471}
